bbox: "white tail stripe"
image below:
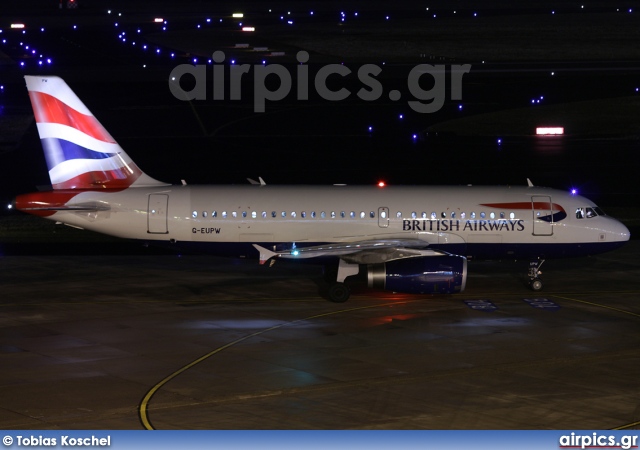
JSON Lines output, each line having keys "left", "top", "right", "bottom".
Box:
{"left": 37, "top": 123, "right": 122, "bottom": 154}
{"left": 25, "top": 76, "right": 93, "bottom": 116}
{"left": 49, "top": 154, "right": 134, "bottom": 185}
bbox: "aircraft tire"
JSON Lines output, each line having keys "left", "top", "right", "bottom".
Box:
{"left": 529, "top": 278, "right": 543, "bottom": 291}
{"left": 328, "top": 282, "right": 350, "bottom": 303}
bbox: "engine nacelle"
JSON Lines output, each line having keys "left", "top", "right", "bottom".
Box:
{"left": 367, "top": 255, "right": 467, "bottom": 294}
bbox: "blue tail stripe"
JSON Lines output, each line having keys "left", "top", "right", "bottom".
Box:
{"left": 41, "top": 138, "right": 114, "bottom": 170}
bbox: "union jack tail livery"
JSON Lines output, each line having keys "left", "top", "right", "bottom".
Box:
{"left": 25, "top": 76, "right": 166, "bottom": 190}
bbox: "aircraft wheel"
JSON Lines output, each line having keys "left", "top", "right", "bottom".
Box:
{"left": 529, "top": 278, "right": 543, "bottom": 291}
{"left": 328, "top": 282, "right": 350, "bottom": 303}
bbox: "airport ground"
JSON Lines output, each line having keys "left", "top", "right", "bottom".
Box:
{"left": 1, "top": 0, "right": 640, "bottom": 430}
{"left": 1, "top": 240, "right": 639, "bottom": 429}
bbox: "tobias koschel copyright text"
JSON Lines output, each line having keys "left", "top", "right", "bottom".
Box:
{"left": 3, "top": 435, "right": 111, "bottom": 447}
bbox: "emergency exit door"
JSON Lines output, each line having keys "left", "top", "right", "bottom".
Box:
{"left": 148, "top": 194, "right": 169, "bottom": 234}
{"left": 531, "top": 195, "right": 553, "bottom": 236}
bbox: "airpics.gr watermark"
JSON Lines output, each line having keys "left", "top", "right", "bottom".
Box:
{"left": 168, "top": 50, "right": 471, "bottom": 113}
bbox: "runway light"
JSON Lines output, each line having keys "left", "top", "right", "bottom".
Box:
{"left": 399, "top": 114, "right": 403, "bottom": 119}
{"left": 378, "top": 181, "right": 386, "bottom": 187}
{"left": 154, "top": 18, "right": 164, "bottom": 23}
{"left": 536, "top": 127, "right": 564, "bottom": 135}
{"left": 242, "top": 27, "right": 255, "bottom": 32}
{"left": 232, "top": 13, "right": 244, "bottom": 18}
{"left": 11, "top": 24, "right": 25, "bottom": 29}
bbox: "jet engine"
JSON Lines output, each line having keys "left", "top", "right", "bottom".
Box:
{"left": 367, "top": 255, "right": 467, "bottom": 294}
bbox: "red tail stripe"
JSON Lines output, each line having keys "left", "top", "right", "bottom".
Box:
{"left": 51, "top": 168, "right": 143, "bottom": 190}
{"left": 28, "top": 91, "right": 116, "bottom": 144}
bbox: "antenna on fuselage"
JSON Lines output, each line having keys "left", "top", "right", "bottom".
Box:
{"left": 527, "top": 178, "right": 534, "bottom": 187}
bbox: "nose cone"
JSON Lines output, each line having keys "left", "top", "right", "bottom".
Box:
{"left": 608, "top": 217, "right": 631, "bottom": 243}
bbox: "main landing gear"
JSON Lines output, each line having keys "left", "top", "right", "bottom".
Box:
{"left": 325, "top": 260, "right": 359, "bottom": 303}
{"left": 528, "top": 259, "right": 545, "bottom": 291}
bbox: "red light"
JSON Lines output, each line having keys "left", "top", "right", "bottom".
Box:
{"left": 378, "top": 181, "right": 386, "bottom": 187}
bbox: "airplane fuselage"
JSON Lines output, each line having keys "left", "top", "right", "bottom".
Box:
{"left": 16, "top": 184, "right": 630, "bottom": 260}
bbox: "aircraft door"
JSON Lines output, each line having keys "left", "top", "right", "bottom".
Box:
{"left": 531, "top": 195, "right": 553, "bottom": 236}
{"left": 148, "top": 194, "right": 169, "bottom": 234}
{"left": 378, "top": 207, "right": 389, "bottom": 228}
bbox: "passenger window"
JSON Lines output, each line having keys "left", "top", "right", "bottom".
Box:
{"left": 471, "top": 212, "right": 476, "bottom": 219}
{"left": 340, "top": 211, "right": 345, "bottom": 218}
{"left": 242, "top": 211, "right": 247, "bottom": 218}
{"left": 281, "top": 211, "right": 286, "bottom": 218}
{"left": 381, "top": 211, "right": 387, "bottom": 219}
{"left": 301, "top": 211, "right": 306, "bottom": 218}
{"left": 331, "top": 211, "right": 335, "bottom": 218}
{"left": 212, "top": 211, "right": 217, "bottom": 218}
{"left": 350, "top": 211, "right": 356, "bottom": 218}
{"left": 232, "top": 211, "right": 237, "bottom": 218}
{"left": 321, "top": 211, "right": 326, "bottom": 218}
{"left": 361, "top": 211, "right": 366, "bottom": 219}
{"left": 451, "top": 212, "right": 456, "bottom": 219}
{"left": 192, "top": 211, "right": 197, "bottom": 218}
{"left": 311, "top": 211, "right": 316, "bottom": 218}
{"left": 222, "top": 211, "right": 227, "bottom": 218}
{"left": 421, "top": 212, "right": 427, "bottom": 218}
{"left": 271, "top": 211, "right": 276, "bottom": 218}
{"left": 510, "top": 212, "right": 515, "bottom": 219}
{"left": 202, "top": 211, "right": 207, "bottom": 218}
{"left": 431, "top": 212, "right": 437, "bottom": 219}
{"left": 480, "top": 212, "right": 486, "bottom": 218}
{"left": 460, "top": 212, "right": 466, "bottom": 219}
{"left": 397, "top": 211, "right": 402, "bottom": 218}
{"left": 490, "top": 212, "right": 495, "bottom": 219}
{"left": 500, "top": 212, "right": 505, "bottom": 219}
{"left": 411, "top": 211, "right": 417, "bottom": 219}
{"left": 251, "top": 211, "right": 256, "bottom": 218}
{"left": 441, "top": 212, "right": 446, "bottom": 218}
{"left": 370, "top": 211, "right": 375, "bottom": 218}
{"left": 291, "top": 211, "right": 296, "bottom": 218}
{"left": 262, "top": 211, "right": 267, "bottom": 218}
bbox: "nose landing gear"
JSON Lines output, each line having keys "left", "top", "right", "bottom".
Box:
{"left": 528, "top": 259, "right": 545, "bottom": 291}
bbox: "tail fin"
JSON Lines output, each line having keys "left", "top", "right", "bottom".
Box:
{"left": 25, "top": 76, "right": 167, "bottom": 190}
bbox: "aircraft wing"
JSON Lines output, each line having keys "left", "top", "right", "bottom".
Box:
{"left": 253, "top": 239, "right": 441, "bottom": 265}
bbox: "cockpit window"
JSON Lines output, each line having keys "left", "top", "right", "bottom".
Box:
{"left": 577, "top": 206, "right": 603, "bottom": 219}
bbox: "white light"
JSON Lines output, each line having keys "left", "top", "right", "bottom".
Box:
{"left": 242, "top": 27, "right": 255, "bottom": 32}
{"left": 536, "top": 127, "right": 564, "bottom": 135}
{"left": 154, "top": 18, "right": 164, "bottom": 23}
{"left": 11, "top": 24, "right": 25, "bottom": 29}
{"left": 232, "top": 13, "right": 244, "bottom": 18}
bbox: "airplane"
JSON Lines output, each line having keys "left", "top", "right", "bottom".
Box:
{"left": 13, "top": 76, "right": 631, "bottom": 302}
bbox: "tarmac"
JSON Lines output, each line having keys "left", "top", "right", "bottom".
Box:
{"left": 1, "top": 241, "right": 639, "bottom": 430}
